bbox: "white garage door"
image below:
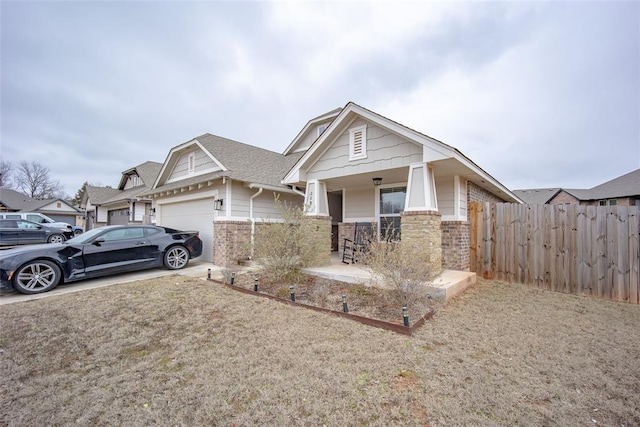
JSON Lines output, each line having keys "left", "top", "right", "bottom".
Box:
{"left": 158, "top": 198, "right": 215, "bottom": 262}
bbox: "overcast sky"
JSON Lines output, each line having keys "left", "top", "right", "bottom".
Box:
{"left": 2, "top": 1, "right": 638, "bottom": 197}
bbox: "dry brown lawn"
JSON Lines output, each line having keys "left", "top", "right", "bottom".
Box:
{"left": 1, "top": 276, "right": 639, "bottom": 426}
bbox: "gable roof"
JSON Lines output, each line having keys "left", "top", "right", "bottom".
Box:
{"left": 0, "top": 188, "right": 79, "bottom": 213}
{"left": 84, "top": 161, "right": 162, "bottom": 207}
{"left": 84, "top": 185, "right": 121, "bottom": 205}
{"left": 282, "top": 101, "right": 521, "bottom": 203}
{"left": 149, "top": 133, "right": 304, "bottom": 194}
{"left": 515, "top": 168, "right": 640, "bottom": 203}
{"left": 513, "top": 188, "right": 561, "bottom": 204}
{"left": 0, "top": 187, "right": 34, "bottom": 210}
{"left": 118, "top": 161, "right": 162, "bottom": 190}
{"left": 282, "top": 107, "right": 342, "bottom": 156}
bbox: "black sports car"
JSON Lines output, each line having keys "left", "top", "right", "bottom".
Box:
{"left": 0, "top": 225, "right": 203, "bottom": 295}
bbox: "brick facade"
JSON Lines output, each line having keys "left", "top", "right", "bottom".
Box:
{"left": 213, "top": 221, "right": 252, "bottom": 268}
{"left": 468, "top": 181, "right": 507, "bottom": 204}
{"left": 441, "top": 220, "right": 470, "bottom": 270}
{"left": 548, "top": 190, "right": 580, "bottom": 205}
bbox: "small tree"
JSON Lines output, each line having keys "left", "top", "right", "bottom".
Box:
{"left": 14, "top": 160, "right": 64, "bottom": 198}
{"left": 364, "top": 237, "right": 441, "bottom": 310}
{"left": 252, "top": 195, "right": 323, "bottom": 283}
{"left": 0, "top": 160, "right": 12, "bottom": 188}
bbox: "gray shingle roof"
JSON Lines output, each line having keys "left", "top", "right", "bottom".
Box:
{"left": 149, "top": 133, "right": 304, "bottom": 194}
{"left": 514, "top": 168, "right": 640, "bottom": 203}
{"left": 513, "top": 188, "right": 561, "bottom": 204}
{"left": 85, "top": 185, "right": 121, "bottom": 205}
{"left": 0, "top": 188, "right": 34, "bottom": 210}
{"left": 197, "top": 133, "right": 304, "bottom": 187}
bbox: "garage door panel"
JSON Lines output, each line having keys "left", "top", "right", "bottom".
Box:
{"left": 159, "top": 199, "right": 214, "bottom": 262}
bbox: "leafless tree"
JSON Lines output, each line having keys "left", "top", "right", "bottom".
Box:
{"left": 0, "top": 160, "right": 12, "bottom": 187}
{"left": 14, "top": 160, "right": 64, "bottom": 199}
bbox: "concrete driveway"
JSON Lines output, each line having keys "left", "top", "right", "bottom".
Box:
{"left": 0, "top": 260, "right": 225, "bottom": 305}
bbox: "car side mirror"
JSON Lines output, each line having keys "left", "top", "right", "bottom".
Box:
{"left": 93, "top": 238, "right": 105, "bottom": 246}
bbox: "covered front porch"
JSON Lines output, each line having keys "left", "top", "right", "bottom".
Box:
{"left": 302, "top": 253, "right": 476, "bottom": 302}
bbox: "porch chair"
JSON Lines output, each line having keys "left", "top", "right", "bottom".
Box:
{"left": 342, "top": 222, "right": 374, "bottom": 264}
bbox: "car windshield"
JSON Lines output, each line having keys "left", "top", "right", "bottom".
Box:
{"left": 65, "top": 227, "right": 106, "bottom": 244}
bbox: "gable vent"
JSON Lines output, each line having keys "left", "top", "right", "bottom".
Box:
{"left": 349, "top": 125, "right": 367, "bottom": 161}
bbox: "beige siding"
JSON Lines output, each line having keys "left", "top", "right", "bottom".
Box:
{"left": 459, "top": 178, "right": 468, "bottom": 219}
{"left": 230, "top": 182, "right": 303, "bottom": 219}
{"left": 436, "top": 177, "right": 455, "bottom": 217}
{"left": 344, "top": 187, "right": 375, "bottom": 220}
{"left": 167, "top": 149, "right": 220, "bottom": 182}
{"left": 307, "top": 119, "right": 422, "bottom": 181}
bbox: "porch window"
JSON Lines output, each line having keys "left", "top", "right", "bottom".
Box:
{"left": 379, "top": 186, "right": 406, "bottom": 240}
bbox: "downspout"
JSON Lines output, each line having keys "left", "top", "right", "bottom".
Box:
{"left": 249, "top": 187, "right": 263, "bottom": 259}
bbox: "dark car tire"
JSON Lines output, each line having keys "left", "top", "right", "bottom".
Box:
{"left": 164, "top": 246, "right": 190, "bottom": 270}
{"left": 47, "top": 234, "right": 65, "bottom": 244}
{"left": 74, "top": 229, "right": 83, "bottom": 236}
{"left": 13, "top": 260, "right": 62, "bottom": 294}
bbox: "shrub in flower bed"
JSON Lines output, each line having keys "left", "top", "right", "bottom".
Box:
{"left": 227, "top": 271, "right": 442, "bottom": 326}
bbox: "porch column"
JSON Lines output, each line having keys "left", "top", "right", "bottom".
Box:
{"left": 400, "top": 210, "right": 442, "bottom": 271}
{"left": 304, "top": 179, "right": 329, "bottom": 216}
{"left": 405, "top": 162, "right": 437, "bottom": 212}
{"left": 302, "top": 180, "right": 331, "bottom": 266}
{"left": 305, "top": 215, "right": 332, "bottom": 266}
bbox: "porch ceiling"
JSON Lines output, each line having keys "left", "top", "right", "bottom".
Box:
{"left": 323, "top": 168, "right": 409, "bottom": 192}
{"left": 317, "top": 159, "right": 518, "bottom": 203}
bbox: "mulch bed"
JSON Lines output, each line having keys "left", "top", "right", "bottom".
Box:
{"left": 212, "top": 272, "right": 440, "bottom": 335}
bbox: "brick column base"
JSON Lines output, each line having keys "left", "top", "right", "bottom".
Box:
{"left": 441, "top": 221, "right": 470, "bottom": 271}
{"left": 306, "top": 216, "right": 332, "bottom": 266}
{"left": 400, "top": 210, "right": 442, "bottom": 269}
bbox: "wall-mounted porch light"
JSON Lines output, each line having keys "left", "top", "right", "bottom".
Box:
{"left": 372, "top": 177, "right": 383, "bottom": 186}
{"left": 214, "top": 198, "right": 224, "bottom": 211}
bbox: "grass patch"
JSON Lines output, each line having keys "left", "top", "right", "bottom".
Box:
{"left": 1, "top": 276, "right": 639, "bottom": 426}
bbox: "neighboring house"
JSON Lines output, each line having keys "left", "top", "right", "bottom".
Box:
{"left": 80, "top": 161, "right": 162, "bottom": 230}
{"left": 515, "top": 168, "right": 640, "bottom": 206}
{"left": 144, "top": 102, "right": 521, "bottom": 269}
{"left": 0, "top": 187, "right": 81, "bottom": 226}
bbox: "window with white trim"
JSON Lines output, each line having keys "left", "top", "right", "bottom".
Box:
{"left": 317, "top": 124, "right": 328, "bottom": 136}
{"left": 349, "top": 125, "right": 367, "bottom": 161}
{"left": 379, "top": 186, "right": 406, "bottom": 240}
{"left": 188, "top": 153, "right": 195, "bottom": 174}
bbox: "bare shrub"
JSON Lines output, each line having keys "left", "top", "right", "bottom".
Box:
{"left": 364, "top": 238, "right": 441, "bottom": 311}
{"left": 252, "top": 195, "right": 323, "bottom": 283}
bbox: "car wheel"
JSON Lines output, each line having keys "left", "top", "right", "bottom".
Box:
{"left": 164, "top": 246, "right": 190, "bottom": 270}
{"left": 47, "top": 234, "right": 65, "bottom": 243}
{"left": 13, "top": 260, "right": 62, "bottom": 294}
{"left": 73, "top": 229, "right": 83, "bottom": 236}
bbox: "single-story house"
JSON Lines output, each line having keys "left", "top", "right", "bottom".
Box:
{"left": 144, "top": 102, "right": 522, "bottom": 269}
{"left": 515, "top": 168, "right": 640, "bottom": 207}
{"left": 0, "top": 187, "right": 81, "bottom": 226}
{"left": 80, "top": 161, "right": 162, "bottom": 230}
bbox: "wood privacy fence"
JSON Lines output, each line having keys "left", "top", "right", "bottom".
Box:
{"left": 469, "top": 202, "right": 639, "bottom": 304}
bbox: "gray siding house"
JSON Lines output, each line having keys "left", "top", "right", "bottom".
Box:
{"left": 144, "top": 102, "right": 521, "bottom": 270}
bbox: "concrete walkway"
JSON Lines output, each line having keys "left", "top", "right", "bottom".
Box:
{"left": 303, "top": 253, "right": 477, "bottom": 301}
{"left": 0, "top": 259, "right": 224, "bottom": 305}
{"left": 1, "top": 255, "right": 477, "bottom": 305}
